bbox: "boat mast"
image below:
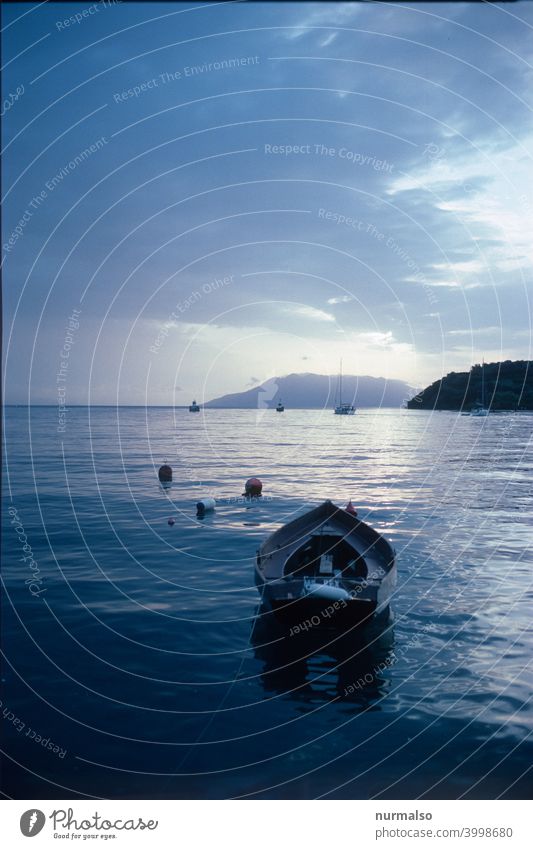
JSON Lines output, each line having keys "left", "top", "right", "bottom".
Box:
{"left": 481, "top": 357, "right": 485, "bottom": 407}
{"left": 339, "top": 358, "right": 343, "bottom": 406}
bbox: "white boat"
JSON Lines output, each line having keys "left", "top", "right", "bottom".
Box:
{"left": 188, "top": 400, "right": 200, "bottom": 412}
{"left": 255, "top": 500, "right": 396, "bottom": 627}
{"left": 335, "top": 402, "right": 356, "bottom": 415}
{"left": 469, "top": 359, "right": 489, "bottom": 416}
{"left": 334, "top": 359, "right": 355, "bottom": 415}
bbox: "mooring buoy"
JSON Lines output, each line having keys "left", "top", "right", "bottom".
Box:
{"left": 158, "top": 464, "right": 172, "bottom": 483}
{"left": 243, "top": 477, "right": 262, "bottom": 497}
{"left": 196, "top": 497, "right": 216, "bottom": 517}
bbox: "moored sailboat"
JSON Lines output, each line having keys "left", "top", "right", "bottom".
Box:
{"left": 469, "top": 359, "right": 489, "bottom": 416}
{"left": 334, "top": 359, "right": 355, "bottom": 414}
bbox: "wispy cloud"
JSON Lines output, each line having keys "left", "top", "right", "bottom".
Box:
{"left": 285, "top": 2, "right": 361, "bottom": 41}
{"left": 388, "top": 134, "right": 533, "bottom": 281}
{"left": 358, "top": 331, "right": 395, "bottom": 347}
{"left": 447, "top": 326, "right": 501, "bottom": 337}
{"left": 320, "top": 33, "right": 338, "bottom": 48}
{"left": 431, "top": 260, "right": 486, "bottom": 275}
{"left": 327, "top": 295, "right": 353, "bottom": 304}
{"left": 286, "top": 305, "right": 336, "bottom": 322}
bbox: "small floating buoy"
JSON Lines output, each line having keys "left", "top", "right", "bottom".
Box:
{"left": 158, "top": 463, "right": 172, "bottom": 483}
{"left": 345, "top": 500, "right": 358, "bottom": 516}
{"left": 196, "top": 497, "right": 216, "bottom": 517}
{"left": 243, "top": 477, "right": 262, "bottom": 497}
{"left": 168, "top": 518, "right": 175, "bottom": 526}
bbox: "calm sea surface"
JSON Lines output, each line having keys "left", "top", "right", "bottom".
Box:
{"left": 2, "top": 406, "right": 532, "bottom": 799}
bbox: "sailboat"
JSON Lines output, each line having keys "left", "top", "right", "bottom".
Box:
{"left": 334, "top": 360, "right": 356, "bottom": 415}
{"left": 470, "top": 359, "right": 489, "bottom": 416}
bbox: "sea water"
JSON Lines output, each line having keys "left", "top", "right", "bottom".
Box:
{"left": 2, "top": 406, "right": 532, "bottom": 799}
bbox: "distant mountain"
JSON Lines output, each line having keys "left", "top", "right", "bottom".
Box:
{"left": 205, "top": 372, "right": 413, "bottom": 409}
{"left": 407, "top": 360, "right": 533, "bottom": 411}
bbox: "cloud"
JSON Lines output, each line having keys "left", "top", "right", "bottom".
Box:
{"left": 358, "top": 331, "right": 395, "bottom": 347}
{"left": 320, "top": 33, "right": 338, "bottom": 48}
{"left": 447, "top": 326, "right": 501, "bottom": 337}
{"left": 388, "top": 133, "right": 533, "bottom": 283}
{"left": 327, "top": 295, "right": 353, "bottom": 304}
{"left": 285, "top": 2, "right": 362, "bottom": 41}
{"left": 404, "top": 276, "right": 461, "bottom": 289}
{"left": 285, "top": 305, "right": 336, "bottom": 322}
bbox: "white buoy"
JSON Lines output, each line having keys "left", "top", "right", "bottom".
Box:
{"left": 304, "top": 583, "right": 351, "bottom": 602}
{"left": 196, "top": 497, "right": 216, "bottom": 516}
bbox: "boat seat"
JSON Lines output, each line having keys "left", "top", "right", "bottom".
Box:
{"left": 283, "top": 536, "right": 368, "bottom": 579}
{"left": 345, "top": 558, "right": 367, "bottom": 579}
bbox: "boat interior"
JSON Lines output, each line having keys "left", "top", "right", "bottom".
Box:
{"left": 283, "top": 533, "right": 368, "bottom": 579}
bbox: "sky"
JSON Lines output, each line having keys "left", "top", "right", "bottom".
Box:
{"left": 2, "top": 0, "right": 532, "bottom": 405}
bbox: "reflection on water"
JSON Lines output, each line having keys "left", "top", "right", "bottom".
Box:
{"left": 252, "top": 606, "right": 395, "bottom": 709}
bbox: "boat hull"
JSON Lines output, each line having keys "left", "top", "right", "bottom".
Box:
{"left": 268, "top": 594, "right": 378, "bottom": 629}
{"left": 256, "top": 568, "right": 395, "bottom": 628}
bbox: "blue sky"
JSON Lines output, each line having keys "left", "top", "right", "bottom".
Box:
{"left": 3, "top": 1, "right": 532, "bottom": 404}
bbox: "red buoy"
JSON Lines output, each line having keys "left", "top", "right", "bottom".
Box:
{"left": 243, "top": 477, "right": 262, "bottom": 497}
{"left": 345, "top": 500, "right": 358, "bottom": 516}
